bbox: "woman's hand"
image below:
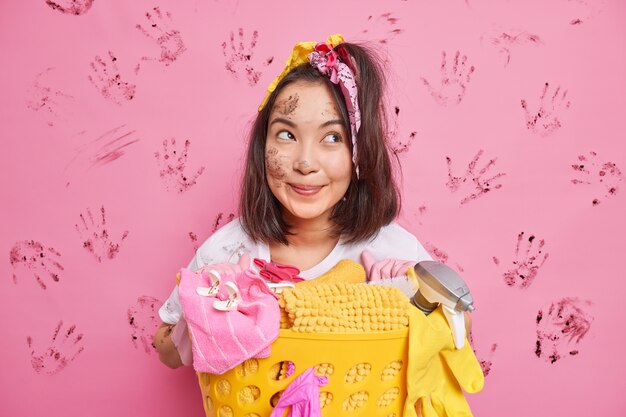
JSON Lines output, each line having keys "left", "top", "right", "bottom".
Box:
{"left": 155, "top": 322, "right": 183, "bottom": 368}
{"left": 360, "top": 250, "right": 414, "bottom": 282}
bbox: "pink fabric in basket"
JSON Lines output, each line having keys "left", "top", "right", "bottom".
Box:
{"left": 178, "top": 267, "right": 280, "bottom": 374}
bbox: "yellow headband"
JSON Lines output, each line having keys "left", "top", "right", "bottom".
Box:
{"left": 258, "top": 34, "right": 346, "bottom": 112}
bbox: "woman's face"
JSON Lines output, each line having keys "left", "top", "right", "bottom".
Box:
{"left": 265, "top": 80, "right": 352, "bottom": 226}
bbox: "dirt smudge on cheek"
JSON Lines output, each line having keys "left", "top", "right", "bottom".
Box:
{"left": 266, "top": 146, "right": 288, "bottom": 187}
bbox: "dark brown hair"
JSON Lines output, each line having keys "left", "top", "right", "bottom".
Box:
{"left": 239, "top": 42, "right": 400, "bottom": 245}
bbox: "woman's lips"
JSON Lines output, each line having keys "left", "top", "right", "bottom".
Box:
{"left": 289, "top": 184, "right": 323, "bottom": 196}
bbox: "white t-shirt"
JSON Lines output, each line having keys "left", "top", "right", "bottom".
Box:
{"left": 159, "top": 218, "right": 431, "bottom": 324}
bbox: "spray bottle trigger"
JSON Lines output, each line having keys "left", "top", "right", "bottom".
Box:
{"left": 442, "top": 305, "right": 466, "bottom": 349}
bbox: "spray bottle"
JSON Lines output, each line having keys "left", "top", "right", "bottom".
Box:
{"left": 411, "top": 261, "right": 475, "bottom": 349}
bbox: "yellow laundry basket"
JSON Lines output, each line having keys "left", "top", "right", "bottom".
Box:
{"left": 197, "top": 327, "right": 409, "bottom": 417}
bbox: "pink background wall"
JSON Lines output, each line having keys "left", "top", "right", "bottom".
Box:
{"left": 1, "top": 0, "right": 625, "bottom": 416}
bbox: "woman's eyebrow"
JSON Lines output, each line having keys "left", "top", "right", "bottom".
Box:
{"left": 269, "top": 118, "right": 344, "bottom": 129}
{"left": 269, "top": 117, "right": 296, "bottom": 128}
{"left": 319, "top": 119, "right": 344, "bottom": 128}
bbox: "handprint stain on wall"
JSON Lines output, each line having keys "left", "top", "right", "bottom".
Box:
{"left": 361, "top": 12, "right": 404, "bottom": 44}
{"left": 88, "top": 51, "right": 136, "bottom": 104}
{"left": 128, "top": 296, "right": 162, "bottom": 353}
{"left": 424, "top": 241, "right": 465, "bottom": 272}
{"left": 521, "top": 82, "right": 570, "bottom": 136}
{"left": 422, "top": 51, "right": 475, "bottom": 106}
{"left": 469, "top": 333, "right": 498, "bottom": 377}
{"left": 45, "top": 0, "right": 94, "bottom": 15}
{"left": 445, "top": 150, "right": 506, "bottom": 205}
{"left": 189, "top": 232, "right": 199, "bottom": 252}
{"left": 135, "top": 7, "right": 186, "bottom": 72}
{"left": 9, "top": 240, "right": 63, "bottom": 290}
{"left": 222, "top": 28, "right": 274, "bottom": 86}
{"left": 388, "top": 106, "right": 417, "bottom": 156}
{"left": 535, "top": 297, "right": 593, "bottom": 364}
{"left": 493, "top": 232, "right": 549, "bottom": 289}
{"left": 188, "top": 212, "right": 235, "bottom": 252}
{"left": 484, "top": 29, "right": 543, "bottom": 67}
{"left": 479, "top": 343, "right": 498, "bottom": 377}
{"left": 75, "top": 206, "right": 129, "bottom": 263}
{"left": 424, "top": 241, "right": 449, "bottom": 264}
{"left": 570, "top": 151, "right": 623, "bottom": 206}
{"left": 27, "top": 321, "right": 84, "bottom": 375}
{"left": 212, "top": 212, "right": 236, "bottom": 233}
{"left": 154, "top": 138, "right": 205, "bottom": 193}
{"left": 414, "top": 204, "right": 428, "bottom": 226}
{"left": 563, "top": 0, "right": 601, "bottom": 25}
{"left": 26, "top": 68, "right": 74, "bottom": 127}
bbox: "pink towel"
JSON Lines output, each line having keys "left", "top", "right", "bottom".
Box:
{"left": 270, "top": 367, "right": 329, "bottom": 417}
{"left": 178, "top": 268, "right": 280, "bottom": 374}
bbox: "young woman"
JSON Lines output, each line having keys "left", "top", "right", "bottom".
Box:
{"left": 155, "top": 34, "right": 432, "bottom": 368}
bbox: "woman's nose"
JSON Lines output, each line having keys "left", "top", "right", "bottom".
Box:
{"left": 293, "top": 158, "right": 318, "bottom": 174}
{"left": 293, "top": 145, "right": 319, "bottom": 174}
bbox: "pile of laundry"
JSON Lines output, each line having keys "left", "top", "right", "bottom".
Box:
{"left": 177, "top": 258, "right": 408, "bottom": 374}
{"left": 177, "top": 258, "right": 484, "bottom": 417}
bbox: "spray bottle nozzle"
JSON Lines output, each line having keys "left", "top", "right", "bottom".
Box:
{"left": 412, "top": 261, "right": 475, "bottom": 349}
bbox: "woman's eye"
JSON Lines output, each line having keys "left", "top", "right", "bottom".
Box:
{"left": 323, "top": 133, "right": 342, "bottom": 143}
{"left": 277, "top": 130, "right": 295, "bottom": 140}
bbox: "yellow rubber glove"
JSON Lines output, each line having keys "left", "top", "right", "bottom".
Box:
{"left": 404, "top": 307, "right": 484, "bottom": 417}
